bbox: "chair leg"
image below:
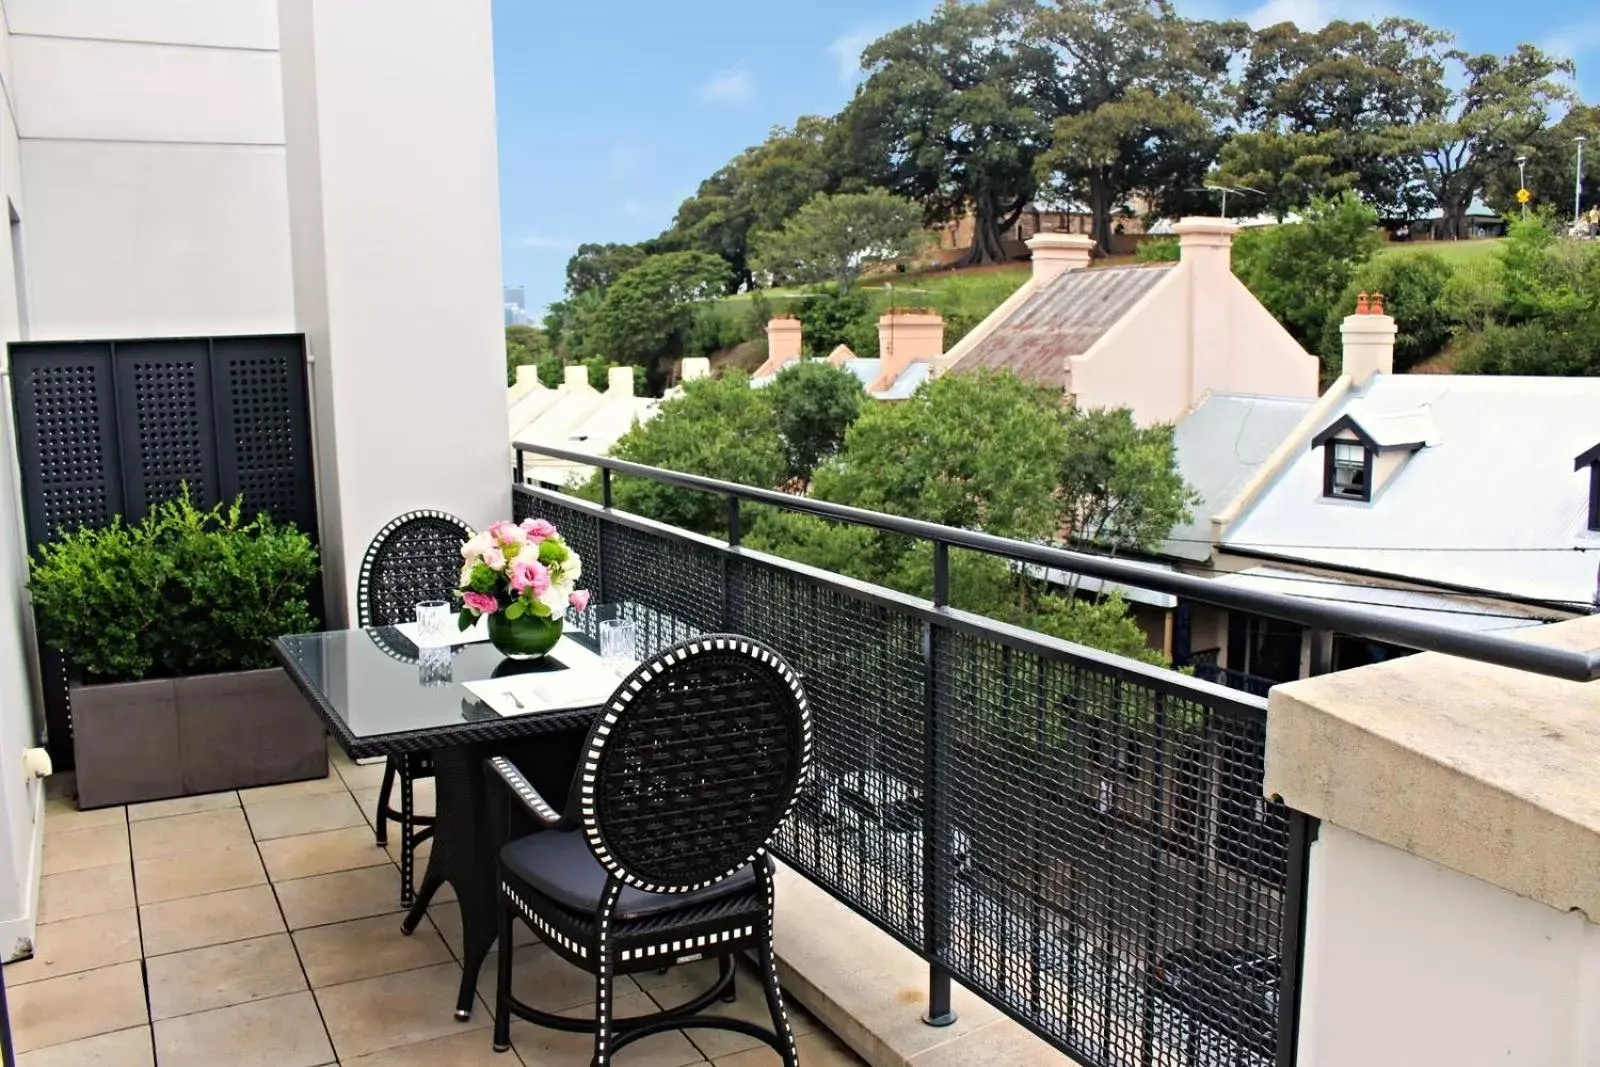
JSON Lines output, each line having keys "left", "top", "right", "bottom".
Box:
{"left": 757, "top": 866, "right": 799, "bottom": 1067}
{"left": 375, "top": 758, "right": 395, "bottom": 847}
{"left": 493, "top": 899, "right": 515, "bottom": 1052}
{"left": 593, "top": 960, "right": 615, "bottom": 1067}
{"left": 399, "top": 766, "right": 415, "bottom": 906}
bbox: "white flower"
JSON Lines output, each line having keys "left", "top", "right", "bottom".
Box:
{"left": 461, "top": 531, "right": 494, "bottom": 562}
{"left": 458, "top": 561, "right": 476, "bottom": 588}
{"left": 538, "top": 582, "right": 568, "bottom": 617}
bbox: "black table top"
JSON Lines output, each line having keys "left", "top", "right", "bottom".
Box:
{"left": 274, "top": 627, "right": 606, "bottom": 758}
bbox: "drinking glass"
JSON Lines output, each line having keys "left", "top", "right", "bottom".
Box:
{"left": 414, "top": 600, "right": 452, "bottom": 648}
{"left": 598, "top": 618, "right": 638, "bottom": 675}
{"left": 417, "top": 645, "right": 453, "bottom": 687}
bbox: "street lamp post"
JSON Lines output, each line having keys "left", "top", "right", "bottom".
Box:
{"left": 1577, "top": 136, "right": 1588, "bottom": 228}
{"left": 1517, "top": 155, "right": 1529, "bottom": 218}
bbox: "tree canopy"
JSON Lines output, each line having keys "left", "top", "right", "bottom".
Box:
{"left": 750, "top": 190, "right": 928, "bottom": 290}
{"left": 582, "top": 251, "right": 731, "bottom": 369}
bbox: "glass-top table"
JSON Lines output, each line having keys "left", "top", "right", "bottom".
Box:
{"left": 274, "top": 626, "right": 609, "bottom": 760}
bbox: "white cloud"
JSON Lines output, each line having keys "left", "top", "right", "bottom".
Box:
{"left": 1239, "top": 0, "right": 1394, "bottom": 29}
{"left": 1542, "top": 18, "right": 1600, "bottom": 63}
{"left": 828, "top": 29, "right": 880, "bottom": 85}
{"left": 517, "top": 233, "right": 576, "bottom": 250}
{"left": 697, "top": 64, "right": 754, "bottom": 105}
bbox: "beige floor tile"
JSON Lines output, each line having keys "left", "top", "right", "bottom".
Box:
{"left": 633, "top": 956, "right": 723, "bottom": 992}
{"left": 153, "top": 990, "right": 334, "bottom": 1067}
{"left": 9, "top": 960, "right": 148, "bottom": 1053}
{"left": 134, "top": 843, "right": 267, "bottom": 904}
{"left": 130, "top": 808, "right": 253, "bottom": 860}
{"left": 294, "top": 912, "right": 453, "bottom": 988}
{"left": 649, "top": 967, "right": 818, "bottom": 1061}
{"left": 507, "top": 990, "right": 704, "bottom": 1067}
{"left": 126, "top": 790, "right": 240, "bottom": 822}
{"left": 140, "top": 884, "right": 285, "bottom": 956}
{"left": 14, "top": 1025, "right": 154, "bottom": 1067}
{"left": 353, "top": 787, "right": 384, "bottom": 828}
{"left": 275, "top": 864, "right": 404, "bottom": 930}
{"left": 43, "top": 797, "right": 126, "bottom": 833}
{"left": 316, "top": 962, "right": 488, "bottom": 1060}
{"left": 238, "top": 774, "right": 348, "bottom": 802}
{"left": 476, "top": 942, "right": 639, "bottom": 1015}
{"left": 711, "top": 1030, "right": 862, "bottom": 1066}
{"left": 37, "top": 863, "right": 135, "bottom": 923}
{"left": 246, "top": 790, "right": 367, "bottom": 841}
{"left": 336, "top": 759, "right": 391, "bottom": 791}
{"left": 342, "top": 1028, "right": 520, "bottom": 1066}
{"left": 259, "top": 826, "right": 393, "bottom": 882}
{"left": 147, "top": 932, "right": 307, "bottom": 1021}
{"left": 384, "top": 833, "right": 434, "bottom": 867}
{"left": 6, "top": 908, "right": 141, "bottom": 985}
{"left": 40, "top": 823, "right": 130, "bottom": 875}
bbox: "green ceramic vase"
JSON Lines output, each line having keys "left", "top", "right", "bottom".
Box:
{"left": 487, "top": 612, "right": 563, "bottom": 660}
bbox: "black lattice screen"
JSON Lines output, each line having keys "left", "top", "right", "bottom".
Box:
{"left": 9, "top": 334, "right": 316, "bottom": 766}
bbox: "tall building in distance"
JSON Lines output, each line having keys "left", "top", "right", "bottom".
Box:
{"left": 503, "top": 285, "right": 532, "bottom": 327}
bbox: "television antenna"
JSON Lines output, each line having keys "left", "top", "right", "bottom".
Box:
{"left": 1188, "top": 183, "right": 1265, "bottom": 220}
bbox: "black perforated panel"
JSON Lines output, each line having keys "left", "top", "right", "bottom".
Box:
{"left": 115, "top": 341, "right": 219, "bottom": 516}
{"left": 214, "top": 337, "right": 316, "bottom": 535}
{"left": 9, "top": 345, "right": 122, "bottom": 546}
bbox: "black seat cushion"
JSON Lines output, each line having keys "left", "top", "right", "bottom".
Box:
{"left": 501, "top": 830, "right": 760, "bottom": 921}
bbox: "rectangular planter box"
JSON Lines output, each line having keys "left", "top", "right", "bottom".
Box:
{"left": 70, "top": 667, "right": 327, "bottom": 809}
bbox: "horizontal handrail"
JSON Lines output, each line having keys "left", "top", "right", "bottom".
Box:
{"left": 511, "top": 442, "right": 1600, "bottom": 683}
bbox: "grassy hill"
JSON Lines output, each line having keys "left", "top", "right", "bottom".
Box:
{"left": 1376, "top": 238, "right": 1502, "bottom": 264}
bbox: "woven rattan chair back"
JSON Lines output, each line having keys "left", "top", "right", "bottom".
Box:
{"left": 576, "top": 635, "right": 811, "bottom": 895}
{"left": 356, "top": 510, "right": 475, "bottom": 629}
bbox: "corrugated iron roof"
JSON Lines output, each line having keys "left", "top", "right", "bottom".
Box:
{"left": 1225, "top": 375, "right": 1600, "bottom": 608}
{"left": 1206, "top": 567, "right": 1555, "bottom": 634}
{"left": 950, "top": 264, "right": 1176, "bottom": 388}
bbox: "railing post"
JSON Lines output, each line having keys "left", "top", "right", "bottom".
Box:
{"left": 923, "top": 541, "right": 957, "bottom": 1027}
{"left": 723, "top": 495, "right": 743, "bottom": 632}
{"left": 1275, "top": 810, "right": 1318, "bottom": 1067}
{"left": 513, "top": 447, "right": 524, "bottom": 488}
{"left": 727, "top": 496, "right": 742, "bottom": 547}
{"left": 1307, "top": 628, "right": 1331, "bottom": 677}
{"left": 600, "top": 467, "right": 613, "bottom": 509}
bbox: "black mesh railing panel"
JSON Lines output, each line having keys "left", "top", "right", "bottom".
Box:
{"left": 738, "top": 557, "right": 928, "bottom": 947}
{"left": 507, "top": 484, "right": 1293, "bottom": 1067}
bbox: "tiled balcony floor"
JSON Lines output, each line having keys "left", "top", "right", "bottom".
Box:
{"left": 7, "top": 742, "right": 864, "bottom": 1066}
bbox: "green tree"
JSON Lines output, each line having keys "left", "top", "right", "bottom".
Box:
{"left": 601, "top": 373, "right": 785, "bottom": 535}
{"left": 1232, "top": 192, "right": 1381, "bottom": 356}
{"left": 1214, "top": 130, "right": 1353, "bottom": 220}
{"left": 564, "top": 243, "right": 649, "bottom": 299}
{"left": 766, "top": 361, "right": 865, "bottom": 483}
{"left": 1056, "top": 407, "right": 1196, "bottom": 552}
{"left": 1402, "top": 44, "right": 1574, "bottom": 238}
{"left": 1234, "top": 19, "right": 1451, "bottom": 216}
{"left": 505, "top": 324, "right": 551, "bottom": 386}
{"left": 583, "top": 251, "right": 731, "bottom": 369}
{"left": 750, "top": 190, "right": 928, "bottom": 291}
{"left": 1321, "top": 252, "right": 1456, "bottom": 372}
{"left": 1030, "top": 0, "right": 1245, "bottom": 254}
{"left": 796, "top": 288, "right": 877, "bottom": 358}
{"left": 1482, "top": 104, "right": 1600, "bottom": 219}
{"left": 1453, "top": 215, "right": 1600, "bottom": 375}
{"left": 841, "top": 0, "right": 1052, "bottom": 266}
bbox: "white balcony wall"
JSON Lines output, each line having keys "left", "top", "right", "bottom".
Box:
{"left": 0, "top": 0, "right": 44, "bottom": 961}
{"left": 9, "top": 23, "right": 293, "bottom": 340}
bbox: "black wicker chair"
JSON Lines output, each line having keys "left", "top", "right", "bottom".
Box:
{"left": 356, "top": 508, "right": 476, "bottom": 906}
{"left": 487, "top": 635, "right": 813, "bottom": 1067}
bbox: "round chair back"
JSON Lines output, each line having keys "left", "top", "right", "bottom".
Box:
{"left": 356, "top": 510, "right": 475, "bottom": 628}
{"left": 578, "top": 635, "right": 812, "bottom": 894}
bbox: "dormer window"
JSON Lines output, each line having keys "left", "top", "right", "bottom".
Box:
{"left": 1576, "top": 444, "right": 1600, "bottom": 532}
{"left": 1327, "top": 440, "right": 1371, "bottom": 500}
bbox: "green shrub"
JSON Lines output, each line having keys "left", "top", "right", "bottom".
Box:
{"left": 1135, "top": 237, "right": 1180, "bottom": 262}
{"left": 29, "top": 493, "right": 319, "bottom": 683}
{"left": 535, "top": 354, "right": 564, "bottom": 389}
{"left": 797, "top": 287, "right": 874, "bottom": 358}
{"left": 1322, "top": 252, "right": 1456, "bottom": 372}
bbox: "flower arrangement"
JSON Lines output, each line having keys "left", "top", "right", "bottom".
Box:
{"left": 458, "top": 518, "right": 589, "bottom": 658}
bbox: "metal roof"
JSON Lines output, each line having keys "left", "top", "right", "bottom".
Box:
{"left": 1224, "top": 375, "right": 1600, "bottom": 608}
{"left": 1163, "top": 394, "right": 1317, "bottom": 562}
{"left": 949, "top": 264, "right": 1176, "bottom": 388}
{"left": 753, "top": 357, "right": 929, "bottom": 400}
{"left": 1206, "top": 567, "right": 1554, "bottom": 634}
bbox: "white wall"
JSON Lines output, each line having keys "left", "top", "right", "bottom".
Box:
{"left": 0, "top": 0, "right": 45, "bottom": 961}
{"left": 1298, "top": 824, "right": 1600, "bottom": 1067}
{"left": 8, "top": 5, "right": 293, "bottom": 340}
{"left": 279, "top": 0, "right": 509, "bottom": 621}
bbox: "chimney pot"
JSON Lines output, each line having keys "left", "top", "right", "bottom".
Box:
{"left": 1026, "top": 233, "right": 1095, "bottom": 285}
{"left": 1340, "top": 305, "right": 1397, "bottom": 384}
{"left": 756, "top": 316, "right": 805, "bottom": 377}
{"left": 563, "top": 365, "right": 590, "bottom": 390}
{"left": 607, "top": 366, "right": 634, "bottom": 396}
{"left": 872, "top": 310, "right": 944, "bottom": 393}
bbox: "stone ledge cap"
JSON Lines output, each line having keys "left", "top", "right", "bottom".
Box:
{"left": 1266, "top": 615, "right": 1600, "bottom": 921}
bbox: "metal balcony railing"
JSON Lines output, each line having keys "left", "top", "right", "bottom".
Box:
{"left": 510, "top": 442, "right": 1598, "bottom": 1067}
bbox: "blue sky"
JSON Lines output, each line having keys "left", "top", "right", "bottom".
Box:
{"left": 493, "top": 0, "right": 1600, "bottom": 318}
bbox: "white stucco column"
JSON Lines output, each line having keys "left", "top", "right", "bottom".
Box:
{"left": 1266, "top": 617, "right": 1600, "bottom": 1067}
{"left": 278, "top": 0, "right": 508, "bottom": 622}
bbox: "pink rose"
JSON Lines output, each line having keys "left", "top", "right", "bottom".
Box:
{"left": 569, "top": 589, "right": 591, "bottom": 612}
{"left": 508, "top": 559, "right": 550, "bottom": 596}
{"left": 487, "top": 520, "right": 526, "bottom": 545}
{"left": 481, "top": 546, "right": 506, "bottom": 571}
{"left": 462, "top": 591, "right": 499, "bottom": 616}
{"left": 519, "top": 518, "right": 557, "bottom": 543}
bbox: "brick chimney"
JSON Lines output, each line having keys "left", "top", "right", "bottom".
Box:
{"left": 871, "top": 310, "right": 943, "bottom": 393}
{"left": 1172, "top": 217, "right": 1240, "bottom": 402}
{"left": 755, "top": 315, "right": 804, "bottom": 377}
{"left": 1340, "top": 292, "right": 1397, "bottom": 384}
{"left": 1026, "top": 232, "right": 1095, "bottom": 286}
